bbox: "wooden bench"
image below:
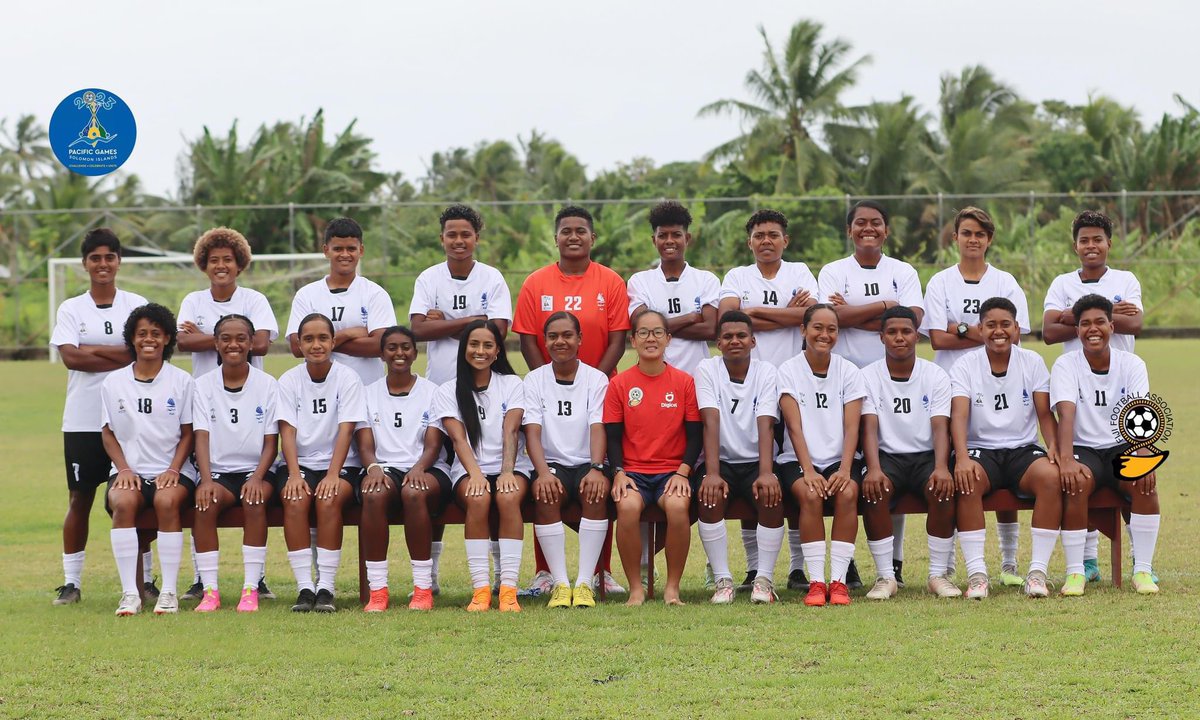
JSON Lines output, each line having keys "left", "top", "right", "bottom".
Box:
{"left": 134, "top": 487, "right": 1130, "bottom": 604}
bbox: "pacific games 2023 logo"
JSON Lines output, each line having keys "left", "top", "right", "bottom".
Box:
{"left": 48, "top": 88, "right": 137, "bottom": 176}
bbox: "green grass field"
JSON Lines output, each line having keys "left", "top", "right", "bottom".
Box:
{"left": 1, "top": 343, "right": 1198, "bottom": 719}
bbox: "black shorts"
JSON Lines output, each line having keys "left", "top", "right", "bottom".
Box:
{"left": 358, "top": 465, "right": 453, "bottom": 513}
{"left": 1072, "top": 445, "right": 1129, "bottom": 495}
{"left": 777, "top": 460, "right": 863, "bottom": 491}
{"left": 876, "top": 451, "right": 939, "bottom": 508}
{"left": 625, "top": 471, "right": 674, "bottom": 507}
{"left": 690, "top": 460, "right": 761, "bottom": 504}
{"left": 105, "top": 473, "right": 197, "bottom": 513}
{"left": 64, "top": 432, "right": 111, "bottom": 492}
{"left": 453, "top": 471, "right": 532, "bottom": 489}
{"left": 206, "top": 471, "right": 253, "bottom": 503}
{"left": 964, "top": 445, "right": 1048, "bottom": 497}
{"left": 533, "top": 463, "right": 609, "bottom": 505}
{"left": 273, "top": 465, "right": 364, "bottom": 501}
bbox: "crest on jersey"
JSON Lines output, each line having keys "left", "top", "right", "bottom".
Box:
{"left": 255, "top": 406, "right": 264, "bottom": 423}
{"left": 797, "top": 392, "right": 807, "bottom": 407}
{"left": 1114, "top": 294, "right": 1123, "bottom": 302}
{"left": 892, "top": 278, "right": 899, "bottom": 292}
{"left": 209, "top": 407, "right": 217, "bottom": 422}
{"left": 501, "top": 401, "right": 508, "bottom": 414}
{"left": 974, "top": 393, "right": 984, "bottom": 407}
{"left": 420, "top": 410, "right": 431, "bottom": 429}
{"left": 628, "top": 387, "right": 643, "bottom": 407}
{"left": 741, "top": 291, "right": 750, "bottom": 302}
{"left": 196, "top": 315, "right": 206, "bottom": 329}
{"left": 360, "top": 306, "right": 369, "bottom": 323}
{"left": 372, "top": 412, "right": 381, "bottom": 425}
{"left": 117, "top": 399, "right": 126, "bottom": 413}
{"left": 79, "top": 321, "right": 87, "bottom": 336}
{"left": 166, "top": 397, "right": 177, "bottom": 416}
{"left": 596, "top": 293, "right": 606, "bottom": 309}
{"left": 921, "top": 394, "right": 930, "bottom": 412}
{"left": 481, "top": 292, "right": 489, "bottom": 311}
{"left": 541, "top": 295, "right": 553, "bottom": 311}
{"left": 1022, "top": 388, "right": 1031, "bottom": 407}
{"left": 693, "top": 295, "right": 702, "bottom": 313}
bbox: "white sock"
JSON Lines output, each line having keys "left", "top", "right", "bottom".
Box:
{"left": 242, "top": 545, "right": 266, "bottom": 590}
{"left": 787, "top": 528, "right": 804, "bottom": 573}
{"left": 891, "top": 516, "right": 906, "bottom": 562}
{"left": 158, "top": 532, "right": 184, "bottom": 595}
{"left": 465, "top": 539, "right": 490, "bottom": 589}
{"left": 1084, "top": 528, "right": 1100, "bottom": 562}
{"left": 309, "top": 528, "right": 319, "bottom": 575}
{"left": 947, "top": 529, "right": 959, "bottom": 576}
{"left": 928, "top": 535, "right": 954, "bottom": 579}
{"left": 959, "top": 529, "right": 987, "bottom": 577}
{"left": 1061, "top": 529, "right": 1086, "bottom": 575}
{"left": 490, "top": 540, "right": 501, "bottom": 583}
{"left": 195, "top": 550, "right": 219, "bottom": 591}
{"left": 830, "top": 541, "right": 855, "bottom": 583}
{"left": 142, "top": 550, "right": 154, "bottom": 583}
{"left": 801, "top": 541, "right": 826, "bottom": 585}
{"left": 534, "top": 522, "right": 569, "bottom": 586}
{"left": 698, "top": 521, "right": 731, "bottom": 582}
{"left": 576, "top": 518, "right": 608, "bottom": 588}
{"left": 110, "top": 528, "right": 140, "bottom": 595}
{"left": 315, "top": 547, "right": 341, "bottom": 593}
{"left": 998, "top": 522, "right": 1019, "bottom": 568}
{"left": 755, "top": 524, "right": 785, "bottom": 582}
{"left": 868, "top": 537, "right": 895, "bottom": 580}
{"left": 430, "top": 541, "right": 443, "bottom": 581}
{"left": 190, "top": 535, "right": 200, "bottom": 584}
{"left": 498, "top": 538, "right": 522, "bottom": 588}
{"left": 1129, "top": 513, "right": 1160, "bottom": 575}
{"left": 411, "top": 558, "right": 433, "bottom": 590}
{"left": 742, "top": 527, "right": 759, "bottom": 573}
{"left": 287, "top": 549, "right": 314, "bottom": 592}
{"left": 63, "top": 550, "right": 85, "bottom": 588}
{"left": 640, "top": 523, "right": 651, "bottom": 568}
{"left": 365, "top": 559, "right": 388, "bottom": 592}
{"left": 1029, "top": 527, "right": 1059, "bottom": 575}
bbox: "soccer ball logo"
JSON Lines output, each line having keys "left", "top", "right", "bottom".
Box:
{"left": 1123, "top": 406, "right": 1158, "bottom": 440}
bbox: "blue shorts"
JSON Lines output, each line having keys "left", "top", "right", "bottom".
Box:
{"left": 628, "top": 471, "right": 674, "bottom": 507}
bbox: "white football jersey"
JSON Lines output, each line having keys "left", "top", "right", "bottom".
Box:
{"left": 361, "top": 374, "right": 450, "bottom": 472}
{"left": 920, "top": 265, "right": 1031, "bottom": 372}
{"left": 719, "top": 261, "right": 819, "bottom": 366}
{"left": 433, "top": 373, "right": 533, "bottom": 479}
{"left": 50, "top": 289, "right": 149, "bottom": 432}
{"left": 861, "top": 358, "right": 951, "bottom": 455}
{"left": 522, "top": 362, "right": 608, "bottom": 466}
{"left": 1044, "top": 267, "right": 1142, "bottom": 354}
{"left": 177, "top": 286, "right": 279, "bottom": 377}
{"left": 694, "top": 357, "right": 779, "bottom": 464}
{"left": 950, "top": 346, "right": 1050, "bottom": 449}
{"left": 408, "top": 261, "right": 513, "bottom": 385}
{"left": 817, "top": 255, "right": 923, "bottom": 368}
{"left": 627, "top": 264, "right": 721, "bottom": 374}
{"left": 776, "top": 353, "right": 867, "bottom": 469}
{"left": 277, "top": 361, "right": 368, "bottom": 469}
{"left": 285, "top": 275, "right": 397, "bottom": 384}
{"left": 100, "top": 363, "right": 195, "bottom": 478}
{"left": 1050, "top": 349, "right": 1149, "bottom": 449}
{"left": 193, "top": 366, "right": 280, "bottom": 474}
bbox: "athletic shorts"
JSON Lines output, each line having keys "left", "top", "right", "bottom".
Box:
{"left": 875, "top": 451, "right": 940, "bottom": 509}
{"left": 358, "top": 465, "right": 452, "bottom": 512}
{"left": 1072, "top": 445, "right": 1131, "bottom": 495}
{"left": 104, "top": 473, "right": 197, "bottom": 514}
{"left": 532, "top": 463, "right": 610, "bottom": 505}
{"left": 623, "top": 471, "right": 676, "bottom": 507}
{"left": 777, "top": 460, "right": 863, "bottom": 492}
{"left": 963, "top": 445, "right": 1048, "bottom": 497}
{"left": 690, "top": 460, "right": 761, "bottom": 504}
{"left": 64, "top": 432, "right": 111, "bottom": 492}
{"left": 273, "top": 465, "right": 364, "bottom": 501}
{"left": 452, "top": 471, "right": 532, "bottom": 492}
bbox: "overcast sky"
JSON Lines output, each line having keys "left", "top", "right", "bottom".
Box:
{"left": 6, "top": 0, "right": 1197, "bottom": 198}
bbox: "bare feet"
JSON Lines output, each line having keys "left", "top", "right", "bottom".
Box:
{"left": 625, "top": 588, "right": 646, "bottom": 606}
{"left": 663, "top": 585, "right": 686, "bottom": 606}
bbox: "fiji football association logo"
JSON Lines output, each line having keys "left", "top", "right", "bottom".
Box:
{"left": 628, "top": 387, "right": 644, "bottom": 407}
{"left": 49, "top": 89, "right": 137, "bottom": 176}
{"left": 1111, "top": 393, "right": 1173, "bottom": 480}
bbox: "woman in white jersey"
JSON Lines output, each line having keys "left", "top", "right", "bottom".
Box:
{"left": 524, "top": 311, "right": 611, "bottom": 609}
{"left": 103, "top": 303, "right": 196, "bottom": 616}
{"left": 190, "top": 315, "right": 280, "bottom": 613}
{"left": 356, "top": 325, "right": 452, "bottom": 612}
{"left": 434, "top": 319, "right": 532, "bottom": 613}
{"left": 276, "top": 313, "right": 368, "bottom": 614}
{"left": 777, "top": 304, "right": 867, "bottom": 608}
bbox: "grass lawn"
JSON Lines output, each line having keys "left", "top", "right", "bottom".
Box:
{"left": 1, "top": 341, "right": 1197, "bottom": 719}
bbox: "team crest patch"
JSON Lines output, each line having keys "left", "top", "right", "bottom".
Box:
{"left": 1022, "top": 389, "right": 1031, "bottom": 407}
{"left": 1111, "top": 393, "right": 1173, "bottom": 480}
{"left": 117, "top": 399, "right": 126, "bottom": 414}
{"left": 166, "top": 397, "right": 177, "bottom": 416}
{"left": 78, "top": 321, "right": 87, "bottom": 336}
{"left": 541, "top": 295, "right": 554, "bottom": 311}
{"left": 255, "top": 406, "right": 264, "bottom": 423}
{"left": 628, "top": 387, "right": 644, "bottom": 407}
{"left": 596, "top": 293, "right": 606, "bottom": 309}
{"left": 974, "top": 393, "right": 985, "bottom": 407}
{"left": 481, "top": 292, "right": 489, "bottom": 311}
{"left": 360, "top": 306, "right": 369, "bottom": 324}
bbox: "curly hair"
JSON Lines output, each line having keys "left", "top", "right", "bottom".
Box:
{"left": 1072, "top": 210, "right": 1113, "bottom": 242}
{"left": 440, "top": 204, "right": 484, "bottom": 233}
{"left": 1072, "top": 293, "right": 1113, "bottom": 321}
{"left": 979, "top": 296, "right": 1018, "bottom": 321}
{"left": 123, "top": 303, "right": 178, "bottom": 361}
{"left": 555, "top": 205, "right": 594, "bottom": 232}
{"left": 193, "top": 227, "right": 252, "bottom": 271}
{"left": 649, "top": 201, "right": 693, "bottom": 231}
{"left": 745, "top": 208, "right": 788, "bottom": 236}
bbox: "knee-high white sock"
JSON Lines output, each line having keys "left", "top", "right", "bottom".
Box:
{"left": 801, "top": 541, "right": 826, "bottom": 584}
{"left": 891, "top": 516, "right": 906, "bottom": 562}
{"left": 430, "top": 541, "right": 443, "bottom": 580}
{"left": 1084, "top": 528, "right": 1100, "bottom": 562}
{"left": 411, "top": 558, "right": 433, "bottom": 590}
{"left": 868, "top": 537, "right": 895, "bottom": 580}
{"left": 998, "top": 522, "right": 1019, "bottom": 568}
{"left": 465, "top": 539, "right": 490, "bottom": 589}
{"left": 195, "top": 550, "right": 219, "bottom": 591}
{"left": 830, "top": 541, "right": 855, "bottom": 583}
{"left": 1129, "top": 513, "right": 1160, "bottom": 575}
{"left": 742, "top": 528, "right": 759, "bottom": 573}
{"left": 63, "top": 550, "right": 85, "bottom": 588}
{"left": 928, "top": 535, "right": 954, "bottom": 579}
{"left": 1029, "top": 527, "right": 1059, "bottom": 575}
{"left": 142, "top": 550, "right": 154, "bottom": 583}
{"left": 190, "top": 535, "right": 200, "bottom": 584}
{"left": 534, "top": 522, "right": 569, "bottom": 586}
{"left": 787, "top": 529, "right": 804, "bottom": 573}
{"left": 640, "top": 523, "right": 651, "bottom": 568}
{"left": 1061, "top": 529, "right": 1086, "bottom": 575}
{"left": 242, "top": 545, "right": 266, "bottom": 590}
{"left": 755, "top": 524, "right": 785, "bottom": 582}
{"left": 315, "top": 547, "right": 341, "bottom": 593}
{"left": 365, "top": 559, "right": 388, "bottom": 592}
{"left": 158, "top": 532, "right": 184, "bottom": 595}
{"left": 947, "top": 529, "right": 958, "bottom": 576}
{"left": 576, "top": 518, "right": 608, "bottom": 588}
{"left": 490, "top": 540, "right": 501, "bottom": 583}
{"left": 959, "top": 529, "right": 987, "bottom": 577}
{"left": 698, "top": 521, "right": 731, "bottom": 582}
{"left": 111, "top": 528, "right": 140, "bottom": 595}
{"left": 498, "top": 538, "right": 522, "bottom": 587}
{"left": 287, "top": 549, "right": 314, "bottom": 593}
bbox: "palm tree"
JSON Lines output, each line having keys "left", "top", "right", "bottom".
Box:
{"left": 698, "top": 19, "right": 871, "bottom": 194}
{"left": 0, "top": 114, "right": 54, "bottom": 182}
{"left": 826, "top": 95, "right": 932, "bottom": 196}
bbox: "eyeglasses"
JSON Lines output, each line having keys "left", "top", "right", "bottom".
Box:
{"left": 635, "top": 328, "right": 667, "bottom": 339}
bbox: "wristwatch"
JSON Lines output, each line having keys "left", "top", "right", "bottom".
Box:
{"left": 589, "top": 463, "right": 605, "bottom": 473}
{"left": 956, "top": 321, "right": 970, "bottom": 338}
{"left": 613, "top": 466, "right": 626, "bottom": 476}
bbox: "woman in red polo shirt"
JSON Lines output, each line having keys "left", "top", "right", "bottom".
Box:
{"left": 605, "top": 309, "right": 702, "bottom": 606}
